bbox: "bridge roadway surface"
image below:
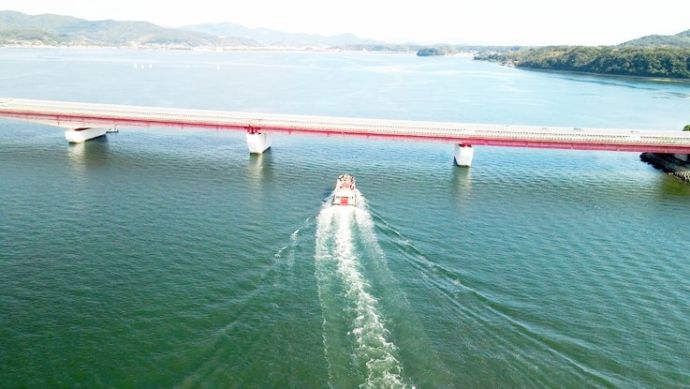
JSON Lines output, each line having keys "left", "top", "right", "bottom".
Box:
{"left": 2, "top": 98, "right": 690, "bottom": 154}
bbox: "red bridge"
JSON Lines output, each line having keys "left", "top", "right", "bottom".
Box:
{"left": 1, "top": 98, "right": 689, "bottom": 167}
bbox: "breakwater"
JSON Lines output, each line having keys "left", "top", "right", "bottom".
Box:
{"left": 640, "top": 152, "right": 690, "bottom": 182}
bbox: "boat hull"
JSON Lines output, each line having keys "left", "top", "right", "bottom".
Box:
{"left": 332, "top": 193, "right": 357, "bottom": 206}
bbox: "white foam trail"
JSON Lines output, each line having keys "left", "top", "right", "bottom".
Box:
{"left": 315, "top": 204, "right": 337, "bottom": 386}
{"left": 352, "top": 193, "right": 385, "bottom": 259}
{"left": 315, "top": 193, "right": 409, "bottom": 388}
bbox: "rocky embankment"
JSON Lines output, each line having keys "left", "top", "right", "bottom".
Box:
{"left": 640, "top": 153, "right": 690, "bottom": 182}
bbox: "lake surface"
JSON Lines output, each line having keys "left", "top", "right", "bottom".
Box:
{"left": 1, "top": 48, "right": 690, "bottom": 387}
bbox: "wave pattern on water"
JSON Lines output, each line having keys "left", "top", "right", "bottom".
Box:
{"left": 315, "top": 192, "right": 410, "bottom": 388}
{"left": 274, "top": 216, "right": 312, "bottom": 268}
{"left": 366, "top": 208, "right": 621, "bottom": 386}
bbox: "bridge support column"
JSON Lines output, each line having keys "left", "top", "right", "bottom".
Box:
{"left": 246, "top": 132, "right": 271, "bottom": 154}
{"left": 64, "top": 127, "right": 107, "bottom": 143}
{"left": 454, "top": 144, "right": 474, "bottom": 167}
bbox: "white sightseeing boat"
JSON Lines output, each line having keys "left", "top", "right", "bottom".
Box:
{"left": 332, "top": 174, "right": 357, "bottom": 206}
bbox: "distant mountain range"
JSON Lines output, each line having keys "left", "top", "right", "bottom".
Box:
{"left": 182, "top": 22, "right": 379, "bottom": 47}
{"left": 620, "top": 29, "right": 690, "bottom": 48}
{"left": 0, "top": 10, "right": 257, "bottom": 47}
{"left": 0, "top": 10, "right": 377, "bottom": 48}
{"left": 2, "top": 10, "right": 689, "bottom": 53}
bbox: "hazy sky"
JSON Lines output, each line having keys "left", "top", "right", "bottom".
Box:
{"left": 2, "top": 0, "right": 689, "bottom": 45}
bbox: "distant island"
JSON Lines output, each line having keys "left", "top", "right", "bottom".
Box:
{"left": 417, "top": 47, "right": 446, "bottom": 56}
{"left": 474, "top": 29, "right": 690, "bottom": 79}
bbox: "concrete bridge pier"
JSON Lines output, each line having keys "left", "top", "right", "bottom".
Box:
{"left": 64, "top": 127, "right": 108, "bottom": 143}
{"left": 246, "top": 131, "right": 271, "bottom": 154}
{"left": 454, "top": 144, "right": 474, "bottom": 167}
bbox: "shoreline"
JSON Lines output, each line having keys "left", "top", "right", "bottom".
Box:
{"left": 475, "top": 58, "right": 690, "bottom": 84}
{"left": 516, "top": 65, "right": 690, "bottom": 83}
{"left": 0, "top": 43, "right": 420, "bottom": 55}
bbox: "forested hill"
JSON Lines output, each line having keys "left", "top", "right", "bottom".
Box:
{"left": 0, "top": 10, "right": 256, "bottom": 47}
{"left": 475, "top": 27, "right": 690, "bottom": 80}
{"left": 620, "top": 29, "right": 690, "bottom": 48}
{"left": 478, "top": 46, "right": 690, "bottom": 79}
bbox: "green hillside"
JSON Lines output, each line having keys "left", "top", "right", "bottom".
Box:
{"left": 474, "top": 28, "right": 690, "bottom": 79}
{"left": 0, "top": 10, "right": 256, "bottom": 47}
{"left": 620, "top": 29, "right": 690, "bottom": 48}
{"left": 478, "top": 46, "right": 690, "bottom": 79}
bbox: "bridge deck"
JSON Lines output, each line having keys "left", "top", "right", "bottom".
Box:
{"left": 1, "top": 98, "right": 690, "bottom": 153}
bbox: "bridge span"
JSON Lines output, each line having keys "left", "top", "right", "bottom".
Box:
{"left": 1, "top": 98, "right": 689, "bottom": 167}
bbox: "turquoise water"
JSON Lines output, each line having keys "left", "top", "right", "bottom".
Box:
{"left": 1, "top": 48, "right": 690, "bottom": 387}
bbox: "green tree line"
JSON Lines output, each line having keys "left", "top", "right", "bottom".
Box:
{"left": 479, "top": 46, "right": 690, "bottom": 79}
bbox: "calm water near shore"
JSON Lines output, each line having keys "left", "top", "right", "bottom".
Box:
{"left": 1, "top": 48, "right": 690, "bottom": 387}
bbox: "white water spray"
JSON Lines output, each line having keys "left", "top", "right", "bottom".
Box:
{"left": 315, "top": 191, "right": 410, "bottom": 388}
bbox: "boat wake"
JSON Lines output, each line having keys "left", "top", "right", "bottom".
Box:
{"left": 315, "top": 191, "right": 410, "bottom": 388}
{"left": 274, "top": 216, "right": 312, "bottom": 268}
